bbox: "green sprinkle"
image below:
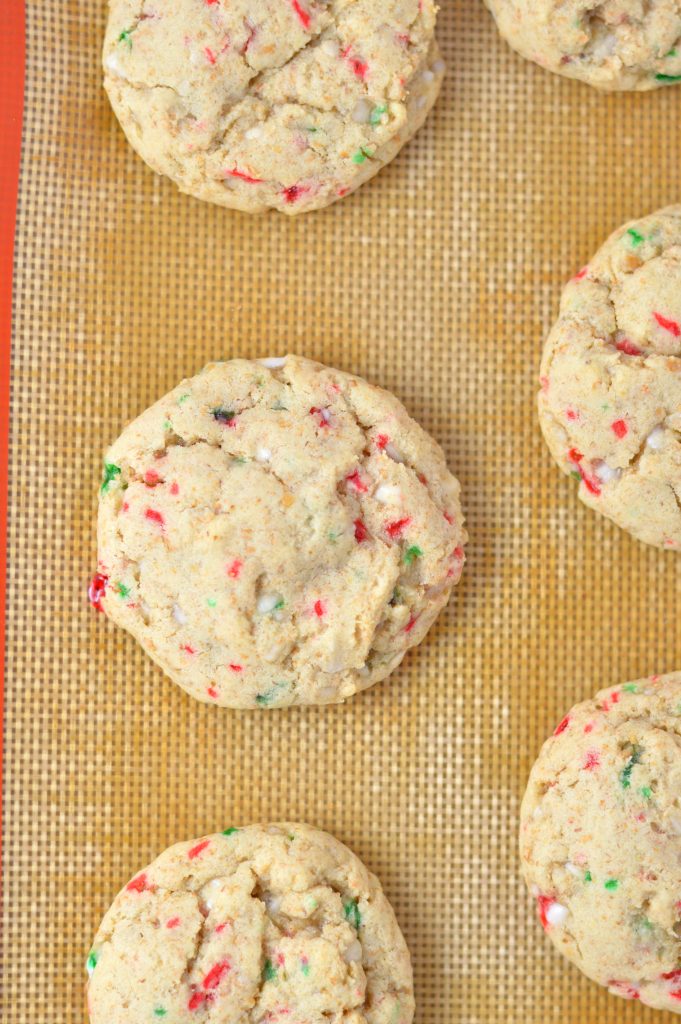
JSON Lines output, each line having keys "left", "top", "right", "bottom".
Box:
{"left": 344, "top": 898, "right": 362, "bottom": 930}
{"left": 163, "top": 420, "right": 172, "bottom": 431}
{"left": 288, "top": 833, "right": 295, "bottom": 841}
{"left": 178, "top": 393, "right": 191, "bottom": 404}
{"left": 306, "top": 126, "right": 318, "bottom": 133}
{"left": 404, "top": 545, "right": 423, "bottom": 565}
{"left": 655, "top": 73, "right": 681, "bottom": 82}
{"left": 115, "top": 582, "right": 130, "bottom": 599}
{"left": 370, "top": 104, "right": 387, "bottom": 125}
{"left": 620, "top": 746, "right": 642, "bottom": 789}
{"left": 263, "top": 958, "right": 277, "bottom": 982}
{"left": 207, "top": 597, "right": 217, "bottom": 608}
{"left": 154, "top": 1010, "right": 167, "bottom": 1019}
{"left": 222, "top": 826, "right": 240, "bottom": 836}
{"left": 101, "top": 462, "right": 121, "bottom": 494}
{"left": 211, "top": 407, "right": 236, "bottom": 424}
{"left": 584, "top": 871, "right": 592, "bottom": 883}
{"left": 626, "top": 228, "right": 644, "bottom": 247}
{"left": 570, "top": 470, "right": 581, "bottom": 481}
{"left": 273, "top": 598, "right": 285, "bottom": 611}
{"left": 328, "top": 531, "right": 339, "bottom": 543}
{"left": 605, "top": 878, "right": 619, "bottom": 891}
{"left": 301, "top": 960, "right": 311, "bottom": 976}
{"left": 641, "top": 786, "right": 652, "bottom": 800}
{"left": 666, "top": 48, "right": 678, "bottom": 57}
{"left": 352, "top": 147, "right": 373, "bottom": 164}
{"left": 86, "top": 950, "right": 98, "bottom": 974}
{"left": 622, "top": 683, "right": 638, "bottom": 693}
{"left": 232, "top": 456, "right": 247, "bottom": 464}
{"left": 255, "top": 681, "right": 288, "bottom": 707}
{"left": 118, "top": 27, "right": 133, "bottom": 47}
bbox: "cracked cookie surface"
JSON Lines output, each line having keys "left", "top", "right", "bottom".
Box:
{"left": 94, "top": 355, "right": 466, "bottom": 708}
{"left": 538, "top": 205, "right": 681, "bottom": 550}
{"left": 484, "top": 0, "right": 681, "bottom": 90}
{"left": 103, "top": 0, "right": 444, "bottom": 213}
{"left": 87, "top": 822, "right": 414, "bottom": 1023}
{"left": 520, "top": 672, "right": 681, "bottom": 1013}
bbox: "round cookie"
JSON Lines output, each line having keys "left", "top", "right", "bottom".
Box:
{"left": 484, "top": 0, "right": 681, "bottom": 90}
{"left": 94, "top": 355, "right": 466, "bottom": 708}
{"left": 539, "top": 205, "right": 681, "bottom": 550}
{"left": 86, "top": 822, "right": 414, "bottom": 1024}
{"left": 102, "top": 0, "right": 444, "bottom": 213}
{"left": 520, "top": 672, "right": 681, "bottom": 1013}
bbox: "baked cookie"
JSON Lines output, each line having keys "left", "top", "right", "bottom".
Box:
{"left": 520, "top": 672, "right": 681, "bottom": 1013}
{"left": 86, "top": 822, "right": 414, "bottom": 1024}
{"left": 93, "top": 355, "right": 466, "bottom": 708}
{"left": 102, "top": 0, "right": 444, "bottom": 213}
{"left": 484, "top": 0, "right": 681, "bottom": 90}
{"left": 539, "top": 205, "right": 681, "bottom": 550}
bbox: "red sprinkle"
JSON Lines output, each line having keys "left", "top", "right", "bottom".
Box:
{"left": 229, "top": 663, "right": 243, "bottom": 672}
{"left": 608, "top": 980, "right": 640, "bottom": 1000}
{"left": 572, "top": 266, "right": 588, "bottom": 282}
{"left": 188, "top": 991, "right": 209, "bottom": 1012}
{"left": 553, "top": 715, "right": 570, "bottom": 736}
{"left": 386, "top": 517, "right": 412, "bottom": 538}
{"left": 615, "top": 338, "right": 642, "bottom": 356}
{"left": 539, "top": 375, "right": 549, "bottom": 392}
{"left": 203, "top": 960, "right": 231, "bottom": 990}
{"left": 227, "top": 559, "right": 243, "bottom": 579}
{"left": 376, "top": 433, "right": 389, "bottom": 450}
{"left": 290, "top": 0, "right": 310, "bottom": 29}
{"left": 354, "top": 518, "right": 368, "bottom": 542}
{"left": 144, "top": 469, "right": 161, "bottom": 486}
{"left": 671, "top": 991, "right": 681, "bottom": 1002}
{"left": 204, "top": 46, "right": 217, "bottom": 64}
{"left": 444, "top": 511, "right": 454, "bottom": 525}
{"left": 314, "top": 600, "right": 326, "bottom": 618}
{"left": 582, "top": 749, "right": 600, "bottom": 771}
{"left": 568, "top": 448, "right": 583, "bottom": 464}
{"left": 566, "top": 408, "right": 578, "bottom": 421}
{"left": 346, "top": 470, "right": 368, "bottom": 492}
{"left": 181, "top": 644, "right": 197, "bottom": 655}
{"left": 281, "top": 184, "right": 308, "bottom": 204}
{"left": 188, "top": 839, "right": 211, "bottom": 860}
{"left": 611, "top": 419, "right": 628, "bottom": 439}
{"left": 88, "top": 573, "right": 109, "bottom": 612}
{"left": 144, "top": 507, "right": 165, "bottom": 528}
{"left": 584, "top": 721, "right": 594, "bottom": 734}
{"left": 654, "top": 312, "right": 681, "bottom": 337}
{"left": 127, "top": 873, "right": 150, "bottom": 894}
{"left": 340, "top": 46, "right": 368, "bottom": 79}
{"left": 404, "top": 614, "right": 418, "bottom": 633}
{"left": 536, "top": 894, "right": 555, "bottom": 930}
{"left": 662, "top": 969, "right": 681, "bottom": 981}
{"left": 226, "top": 167, "right": 264, "bottom": 184}
{"left": 166, "top": 917, "right": 181, "bottom": 928}
{"left": 170, "top": 481, "right": 179, "bottom": 495}
{"left": 207, "top": 686, "right": 218, "bottom": 699}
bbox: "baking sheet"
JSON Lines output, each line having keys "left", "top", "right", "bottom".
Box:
{"left": 5, "top": 0, "right": 681, "bottom": 1020}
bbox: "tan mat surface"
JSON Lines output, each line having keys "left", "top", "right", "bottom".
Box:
{"left": 5, "top": 0, "right": 681, "bottom": 1020}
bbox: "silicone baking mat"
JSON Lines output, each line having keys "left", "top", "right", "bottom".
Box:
{"left": 5, "top": 0, "right": 681, "bottom": 1021}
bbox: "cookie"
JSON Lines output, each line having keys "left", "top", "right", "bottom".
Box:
{"left": 93, "top": 355, "right": 466, "bottom": 708}
{"left": 484, "top": 0, "right": 681, "bottom": 90}
{"left": 103, "top": 0, "right": 444, "bottom": 213}
{"left": 538, "top": 205, "right": 681, "bottom": 550}
{"left": 86, "top": 822, "right": 414, "bottom": 1023}
{"left": 520, "top": 672, "right": 681, "bottom": 1013}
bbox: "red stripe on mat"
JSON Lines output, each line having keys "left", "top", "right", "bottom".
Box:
{"left": 0, "top": 2, "right": 26, "bottom": 852}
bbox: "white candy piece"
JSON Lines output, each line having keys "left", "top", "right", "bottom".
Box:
{"left": 200, "top": 877, "right": 223, "bottom": 910}
{"left": 256, "top": 447, "right": 272, "bottom": 462}
{"left": 647, "top": 425, "right": 665, "bottom": 450}
{"left": 257, "top": 593, "right": 281, "bottom": 615}
{"left": 594, "top": 461, "right": 621, "bottom": 484}
{"left": 258, "top": 356, "right": 287, "bottom": 369}
{"left": 344, "top": 940, "right": 363, "bottom": 962}
{"left": 245, "top": 126, "right": 263, "bottom": 140}
{"left": 352, "top": 98, "right": 373, "bottom": 123}
{"left": 384, "top": 442, "right": 404, "bottom": 463}
{"left": 375, "top": 484, "right": 401, "bottom": 505}
{"left": 105, "top": 52, "right": 126, "bottom": 77}
{"left": 546, "top": 901, "right": 569, "bottom": 927}
{"left": 172, "top": 603, "right": 188, "bottom": 625}
{"left": 564, "top": 862, "right": 581, "bottom": 877}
